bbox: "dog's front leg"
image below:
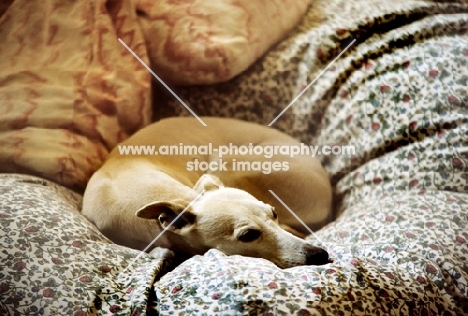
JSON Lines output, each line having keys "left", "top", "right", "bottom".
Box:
{"left": 149, "top": 247, "right": 175, "bottom": 260}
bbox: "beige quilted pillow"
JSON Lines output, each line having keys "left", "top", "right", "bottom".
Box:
{"left": 0, "top": 0, "right": 152, "bottom": 189}
{"left": 136, "top": 0, "right": 310, "bottom": 85}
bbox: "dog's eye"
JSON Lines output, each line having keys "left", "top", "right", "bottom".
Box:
{"left": 238, "top": 229, "right": 262, "bottom": 242}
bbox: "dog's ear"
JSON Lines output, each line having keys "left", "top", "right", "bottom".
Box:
{"left": 194, "top": 174, "right": 224, "bottom": 193}
{"left": 135, "top": 199, "right": 195, "bottom": 230}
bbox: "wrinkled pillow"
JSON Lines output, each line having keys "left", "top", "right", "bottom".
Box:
{"left": 136, "top": 0, "right": 310, "bottom": 85}
{"left": 0, "top": 0, "right": 152, "bottom": 189}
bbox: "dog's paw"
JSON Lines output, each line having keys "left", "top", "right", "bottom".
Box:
{"left": 149, "top": 247, "right": 175, "bottom": 260}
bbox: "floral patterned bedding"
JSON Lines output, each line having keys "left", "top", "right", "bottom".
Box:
{"left": 1, "top": 0, "right": 468, "bottom": 315}
{"left": 153, "top": 0, "right": 468, "bottom": 314}
{"left": 0, "top": 174, "right": 164, "bottom": 315}
{"left": 154, "top": 191, "right": 467, "bottom": 315}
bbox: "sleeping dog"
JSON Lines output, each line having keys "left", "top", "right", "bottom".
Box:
{"left": 82, "top": 117, "right": 332, "bottom": 268}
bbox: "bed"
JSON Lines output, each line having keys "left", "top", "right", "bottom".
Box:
{"left": 1, "top": 0, "right": 467, "bottom": 315}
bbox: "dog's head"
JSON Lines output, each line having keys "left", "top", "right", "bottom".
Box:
{"left": 135, "top": 174, "right": 330, "bottom": 268}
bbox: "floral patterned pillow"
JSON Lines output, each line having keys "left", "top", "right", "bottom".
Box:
{"left": 135, "top": 0, "right": 310, "bottom": 85}
{"left": 154, "top": 190, "right": 467, "bottom": 315}
{"left": 0, "top": 174, "right": 164, "bottom": 316}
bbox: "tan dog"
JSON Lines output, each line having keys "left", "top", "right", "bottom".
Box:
{"left": 82, "top": 117, "right": 332, "bottom": 268}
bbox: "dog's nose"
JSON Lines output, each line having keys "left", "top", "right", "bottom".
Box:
{"left": 306, "top": 247, "right": 331, "bottom": 266}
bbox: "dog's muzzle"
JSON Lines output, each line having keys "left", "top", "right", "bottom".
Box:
{"left": 306, "top": 246, "right": 332, "bottom": 265}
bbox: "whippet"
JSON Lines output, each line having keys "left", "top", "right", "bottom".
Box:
{"left": 81, "top": 117, "right": 332, "bottom": 268}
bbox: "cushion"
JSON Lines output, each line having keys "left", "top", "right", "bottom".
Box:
{"left": 156, "top": 188, "right": 468, "bottom": 315}
{"left": 0, "top": 174, "right": 165, "bottom": 315}
{"left": 136, "top": 0, "right": 310, "bottom": 85}
{"left": 0, "top": 0, "right": 152, "bottom": 190}
{"left": 151, "top": 0, "right": 468, "bottom": 314}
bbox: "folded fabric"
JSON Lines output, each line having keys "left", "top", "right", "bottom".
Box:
{"left": 0, "top": 0, "right": 152, "bottom": 189}
{"left": 136, "top": 0, "right": 310, "bottom": 85}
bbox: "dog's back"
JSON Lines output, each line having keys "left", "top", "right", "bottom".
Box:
{"left": 107, "top": 116, "right": 332, "bottom": 232}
